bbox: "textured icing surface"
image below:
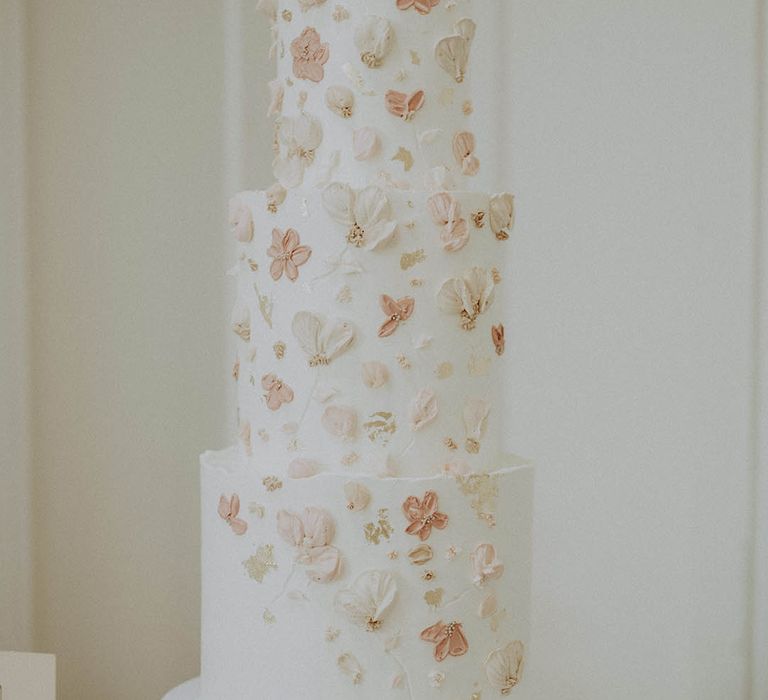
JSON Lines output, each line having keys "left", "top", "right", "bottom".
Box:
{"left": 231, "top": 187, "right": 512, "bottom": 477}
{"left": 203, "top": 1, "right": 531, "bottom": 696}
{"left": 267, "top": 0, "right": 496, "bottom": 190}
{"left": 201, "top": 448, "right": 532, "bottom": 699}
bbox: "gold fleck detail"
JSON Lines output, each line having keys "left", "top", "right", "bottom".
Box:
{"left": 243, "top": 545, "right": 278, "bottom": 583}
{"left": 456, "top": 473, "right": 500, "bottom": 527}
{"left": 247, "top": 258, "right": 259, "bottom": 271}
{"left": 232, "top": 358, "right": 240, "bottom": 381}
{"left": 436, "top": 362, "right": 453, "bottom": 379}
{"left": 387, "top": 550, "right": 399, "bottom": 560}
{"left": 392, "top": 147, "right": 414, "bottom": 172}
{"left": 410, "top": 278, "right": 424, "bottom": 288}
{"left": 273, "top": 341, "right": 286, "bottom": 359}
{"left": 472, "top": 210, "right": 486, "bottom": 228}
{"left": 253, "top": 281, "right": 273, "bottom": 328}
{"left": 463, "top": 100, "right": 474, "bottom": 116}
{"left": 471, "top": 693, "right": 482, "bottom": 700}
{"left": 396, "top": 354, "right": 411, "bottom": 369}
{"left": 281, "top": 9, "right": 292, "bottom": 21}
{"left": 363, "top": 508, "right": 394, "bottom": 545}
{"left": 257, "top": 428, "right": 270, "bottom": 442}
{"left": 325, "top": 626, "right": 341, "bottom": 641}
{"left": 422, "top": 569, "right": 436, "bottom": 581}
{"left": 286, "top": 438, "right": 299, "bottom": 452}
{"left": 491, "top": 267, "right": 502, "bottom": 284}
{"left": 424, "top": 587, "right": 444, "bottom": 608}
{"left": 444, "top": 437, "right": 458, "bottom": 451}
{"left": 465, "top": 437, "right": 481, "bottom": 454}
{"left": 267, "top": 200, "right": 278, "bottom": 214}
{"left": 263, "top": 475, "right": 283, "bottom": 492}
{"left": 233, "top": 321, "right": 251, "bottom": 343}
{"left": 400, "top": 249, "right": 426, "bottom": 270}
{"left": 363, "top": 411, "right": 397, "bottom": 445}
{"left": 410, "top": 50, "right": 421, "bottom": 65}
{"left": 263, "top": 608, "right": 277, "bottom": 624}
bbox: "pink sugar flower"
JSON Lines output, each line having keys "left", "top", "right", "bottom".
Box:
{"left": 403, "top": 490, "right": 448, "bottom": 541}
{"left": 267, "top": 228, "right": 312, "bottom": 282}
{"left": 261, "top": 373, "right": 294, "bottom": 411}
{"left": 420, "top": 620, "right": 469, "bottom": 661}
{"left": 218, "top": 493, "right": 248, "bottom": 535}
{"left": 291, "top": 27, "right": 330, "bottom": 82}
{"left": 378, "top": 295, "right": 415, "bottom": 337}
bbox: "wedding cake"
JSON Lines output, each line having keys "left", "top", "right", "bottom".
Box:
{"left": 168, "top": 1, "right": 533, "bottom": 697}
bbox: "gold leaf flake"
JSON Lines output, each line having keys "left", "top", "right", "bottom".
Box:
{"left": 400, "top": 249, "right": 426, "bottom": 270}
{"left": 363, "top": 411, "right": 397, "bottom": 445}
{"left": 444, "top": 437, "right": 458, "bottom": 451}
{"left": 263, "top": 608, "right": 277, "bottom": 624}
{"left": 232, "top": 358, "right": 240, "bottom": 380}
{"left": 393, "top": 69, "right": 408, "bottom": 82}
{"left": 463, "top": 100, "right": 474, "bottom": 116}
{"left": 243, "top": 545, "right": 278, "bottom": 583}
{"left": 396, "top": 354, "right": 411, "bottom": 369}
{"left": 257, "top": 428, "right": 270, "bottom": 442}
{"left": 491, "top": 267, "right": 502, "bottom": 284}
{"left": 253, "top": 281, "right": 274, "bottom": 328}
{"left": 436, "top": 362, "right": 453, "bottom": 379}
{"left": 363, "top": 508, "right": 394, "bottom": 544}
{"left": 456, "top": 473, "right": 500, "bottom": 527}
{"left": 247, "top": 258, "right": 259, "bottom": 271}
{"left": 410, "top": 278, "right": 424, "bottom": 288}
{"left": 439, "top": 88, "right": 455, "bottom": 106}
{"left": 422, "top": 569, "right": 436, "bottom": 581}
{"left": 281, "top": 9, "right": 292, "bottom": 21}
{"left": 325, "top": 626, "right": 341, "bottom": 641}
{"left": 391, "top": 147, "right": 414, "bottom": 173}
{"left": 249, "top": 503, "right": 266, "bottom": 518}
{"left": 263, "top": 475, "right": 283, "bottom": 492}
{"left": 233, "top": 321, "right": 251, "bottom": 343}
{"left": 424, "top": 587, "right": 444, "bottom": 608}
{"left": 273, "top": 341, "right": 286, "bottom": 359}
{"left": 387, "top": 550, "right": 399, "bottom": 560}
{"left": 410, "top": 50, "right": 421, "bottom": 65}
{"left": 471, "top": 693, "right": 482, "bottom": 700}
{"left": 286, "top": 438, "right": 299, "bottom": 452}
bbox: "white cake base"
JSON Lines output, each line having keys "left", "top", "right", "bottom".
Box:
{"left": 200, "top": 447, "right": 533, "bottom": 698}
{"left": 162, "top": 677, "right": 199, "bottom": 700}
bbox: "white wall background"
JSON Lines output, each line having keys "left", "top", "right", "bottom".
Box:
{"left": 1, "top": 1, "right": 765, "bottom": 699}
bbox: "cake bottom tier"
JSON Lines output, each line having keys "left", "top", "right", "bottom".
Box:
{"left": 200, "top": 447, "right": 533, "bottom": 699}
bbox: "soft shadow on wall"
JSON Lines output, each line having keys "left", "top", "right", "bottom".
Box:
{"left": 20, "top": 2, "right": 270, "bottom": 699}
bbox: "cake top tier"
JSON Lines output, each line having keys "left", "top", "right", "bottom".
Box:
{"left": 262, "top": 0, "right": 498, "bottom": 191}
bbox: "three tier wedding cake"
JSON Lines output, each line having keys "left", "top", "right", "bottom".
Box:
{"left": 176, "top": 1, "right": 533, "bottom": 697}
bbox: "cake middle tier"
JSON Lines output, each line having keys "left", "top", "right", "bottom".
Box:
{"left": 230, "top": 185, "right": 514, "bottom": 478}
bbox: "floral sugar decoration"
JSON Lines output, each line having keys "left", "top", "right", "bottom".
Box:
{"left": 403, "top": 491, "right": 448, "bottom": 541}
{"left": 291, "top": 27, "right": 329, "bottom": 83}
{"left": 420, "top": 620, "right": 469, "bottom": 661}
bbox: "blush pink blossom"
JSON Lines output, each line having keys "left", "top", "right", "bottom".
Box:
{"left": 291, "top": 27, "right": 330, "bottom": 82}
{"left": 267, "top": 228, "right": 312, "bottom": 282}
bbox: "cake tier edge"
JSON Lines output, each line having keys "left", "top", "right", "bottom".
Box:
{"left": 201, "top": 446, "right": 533, "bottom": 699}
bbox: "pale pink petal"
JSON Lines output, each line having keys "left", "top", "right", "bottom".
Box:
{"left": 303, "top": 544, "right": 341, "bottom": 582}
{"left": 276, "top": 510, "right": 304, "bottom": 547}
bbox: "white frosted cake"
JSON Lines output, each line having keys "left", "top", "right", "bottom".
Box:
{"left": 177, "top": 1, "right": 533, "bottom": 697}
